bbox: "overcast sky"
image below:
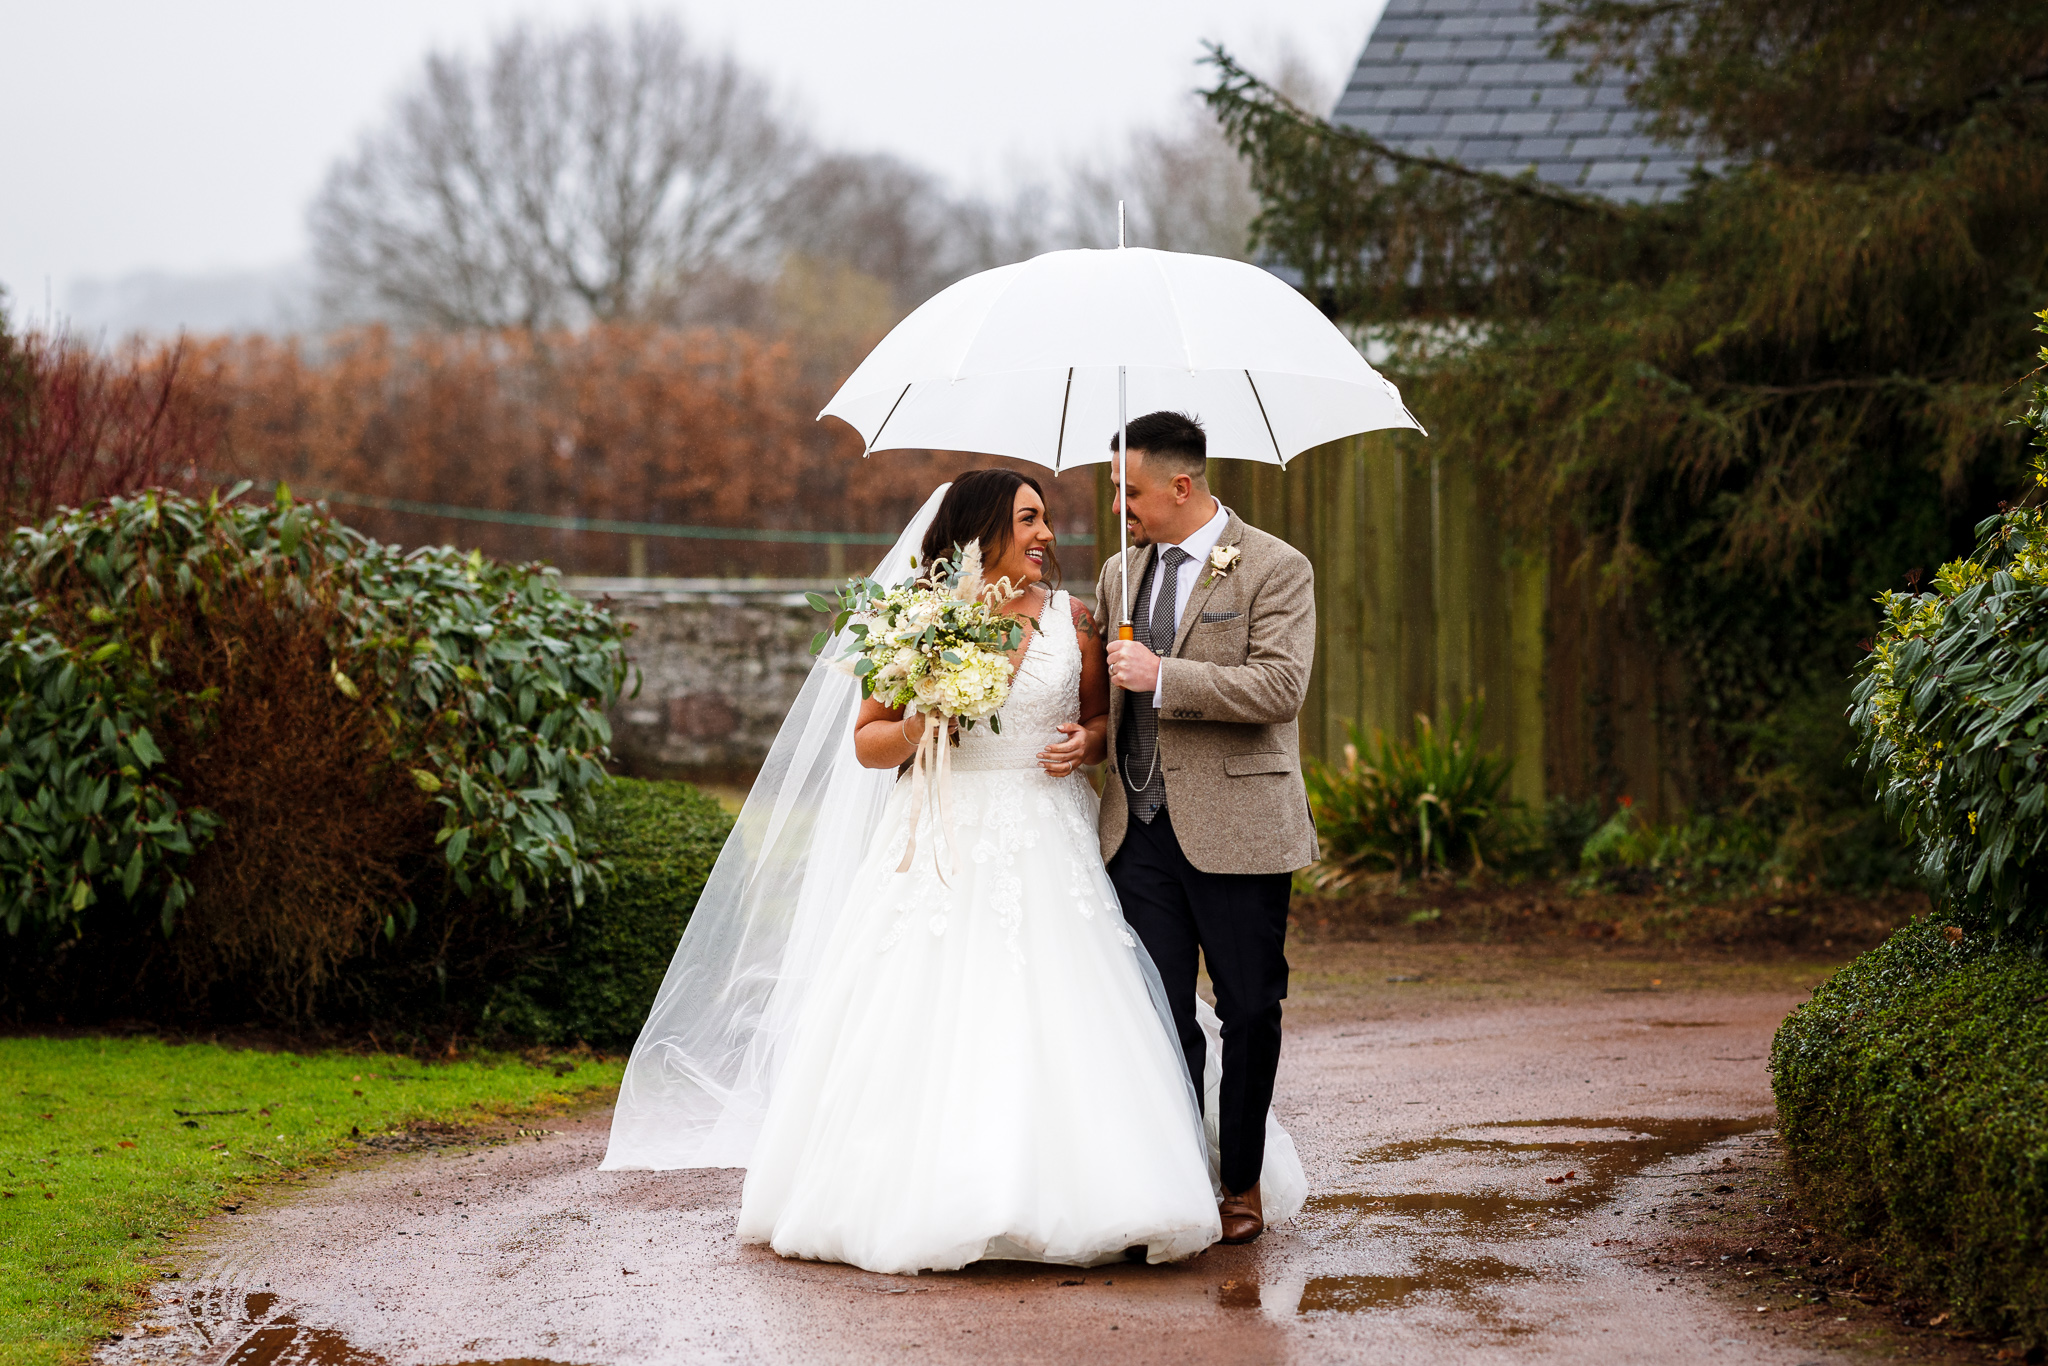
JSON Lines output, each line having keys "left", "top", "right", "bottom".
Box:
{"left": 0, "top": 0, "right": 1388, "bottom": 326}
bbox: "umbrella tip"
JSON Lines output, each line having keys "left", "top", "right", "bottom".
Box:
{"left": 1117, "top": 200, "right": 1125, "bottom": 249}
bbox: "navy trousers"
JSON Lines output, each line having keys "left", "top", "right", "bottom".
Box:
{"left": 1108, "top": 809, "right": 1291, "bottom": 1195}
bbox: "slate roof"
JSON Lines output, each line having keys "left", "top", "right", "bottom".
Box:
{"left": 1330, "top": 0, "right": 1721, "bottom": 204}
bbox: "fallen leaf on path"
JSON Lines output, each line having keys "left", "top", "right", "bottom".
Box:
{"left": 1545, "top": 1171, "right": 1578, "bottom": 1184}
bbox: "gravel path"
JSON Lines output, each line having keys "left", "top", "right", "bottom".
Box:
{"left": 103, "top": 948, "right": 1865, "bottom": 1365}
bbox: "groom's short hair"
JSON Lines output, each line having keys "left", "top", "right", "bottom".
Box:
{"left": 1110, "top": 410, "right": 1208, "bottom": 484}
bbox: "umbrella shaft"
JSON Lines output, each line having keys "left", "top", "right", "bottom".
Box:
{"left": 1118, "top": 364, "right": 1131, "bottom": 626}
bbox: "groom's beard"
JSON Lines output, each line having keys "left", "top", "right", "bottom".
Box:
{"left": 1125, "top": 517, "right": 1153, "bottom": 548}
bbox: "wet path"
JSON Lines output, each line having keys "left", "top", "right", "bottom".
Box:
{"left": 104, "top": 952, "right": 1863, "bottom": 1365}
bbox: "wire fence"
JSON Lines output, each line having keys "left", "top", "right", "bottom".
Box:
{"left": 235, "top": 476, "right": 1098, "bottom": 580}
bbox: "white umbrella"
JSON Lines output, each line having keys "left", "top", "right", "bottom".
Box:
{"left": 818, "top": 219, "right": 1426, "bottom": 624}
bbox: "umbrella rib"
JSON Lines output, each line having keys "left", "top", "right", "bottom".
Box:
{"left": 864, "top": 383, "right": 914, "bottom": 456}
{"left": 1150, "top": 250, "right": 1195, "bottom": 372}
{"left": 1054, "top": 367, "right": 1074, "bottom": 472}
{"left": 1245, "top": 370, "right": 1285, "bottom": 465}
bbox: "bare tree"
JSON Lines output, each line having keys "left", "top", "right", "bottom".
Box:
{"left": 769, "top": 152, "right": 1061, "bottom": 318}
{"left": 770, "top": 153, "right": 966, "bottom": 313}
{"left": 1066, "top": 46, "right": 1334, "bottom": 259}
{"left": 310, "top": 16, "right": 801, "bottom": 329}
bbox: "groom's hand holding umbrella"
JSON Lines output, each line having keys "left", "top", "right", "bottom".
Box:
{"left": 1105, "top": 638, "right": 1161, "bottom": 693}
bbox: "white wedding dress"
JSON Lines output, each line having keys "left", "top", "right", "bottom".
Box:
{"left": 732, "top": 590, "right": 1304, "bottom": 1273}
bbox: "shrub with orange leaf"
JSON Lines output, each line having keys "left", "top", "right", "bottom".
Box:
{"left": 208, "top": 324, "right": 1099, "bottom": 580}
{"left": 0, "top": 320, "right": 223, "bottom": 530}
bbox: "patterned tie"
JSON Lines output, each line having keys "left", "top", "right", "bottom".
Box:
{"left": 1122, "top": 546, "right": 1189, "bottom": 824}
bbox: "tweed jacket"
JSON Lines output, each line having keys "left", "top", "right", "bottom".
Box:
{"left": 1095, "top": 509, "right": 1320, "bottom": 876}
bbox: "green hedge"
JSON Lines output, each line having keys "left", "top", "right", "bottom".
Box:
{"left": 483, "top": 777, "right": 732, "bottom": 1046}
{"left": 1772, "top": 918, "right": 2048, "bottom": 1345}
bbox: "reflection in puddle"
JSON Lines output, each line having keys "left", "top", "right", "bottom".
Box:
{"left": 1290, "top": 1116, "right": 1768, "bottom": 1318}
{"left": 187, "top": 1284, "right": 584, "bottom": 1366}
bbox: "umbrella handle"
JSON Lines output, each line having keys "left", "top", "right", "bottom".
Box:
{"left": 1117, "top": 623, "right": 1134, "bottom": 641}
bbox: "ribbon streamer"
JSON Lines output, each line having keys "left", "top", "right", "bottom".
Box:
{"left": 895, "top": 712, "right": 960, "bottom": 883}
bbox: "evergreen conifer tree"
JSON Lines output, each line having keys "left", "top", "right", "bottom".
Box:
{"left": 1205, "top": 0, "right": 2048, "bottom": 837}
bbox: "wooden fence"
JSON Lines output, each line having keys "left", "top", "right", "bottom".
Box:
{"left": 1094, "top": 436, "right": 1689, "bottom": 819}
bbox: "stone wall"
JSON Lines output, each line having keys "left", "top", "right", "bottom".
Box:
{"left": 572, "top": 577, "right": 1101, "bottom": 786}
{"left": 568, "top": 579, "right": 829, "bottom": 784}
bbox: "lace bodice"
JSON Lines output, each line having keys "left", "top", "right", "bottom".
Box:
{"left": 951, "top": 588, "right": 1080, "bottom": 772}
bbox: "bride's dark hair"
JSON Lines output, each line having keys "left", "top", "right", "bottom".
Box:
{"left": 918, "top": 469, "right": 1060, "bottom": 589}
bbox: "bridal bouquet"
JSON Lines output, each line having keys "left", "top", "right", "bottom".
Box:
{"left": 808, "top": 540, "right": 1030, "bottom": 877}
{"left": 808, "top": 539, "right": 1028, "bottom": 733}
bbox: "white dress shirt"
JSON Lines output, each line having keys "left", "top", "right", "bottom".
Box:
{"left": 1136, "top": 498, "right": 1230, "bottom": 708}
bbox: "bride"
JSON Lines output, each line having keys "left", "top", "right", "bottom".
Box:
{"left": 601, "top": 470, "right": 1304, "bottom": 1275}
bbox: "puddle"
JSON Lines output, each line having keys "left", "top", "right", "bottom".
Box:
{"left": 1308, "top": 1188, "right": 1578, "bottom": 1235}
{"left": 176, "top": 1284, "right": 586, "bottom": 1366}
{"left": 1345, "top": 1114, "right": 1768, "bottom": 1224}
{"left": 1299, "top": 1254, "right": 1536, "bottom": 1314}
{"left": 1286, "top": 1116, "right": 1770, "bottom": 1318}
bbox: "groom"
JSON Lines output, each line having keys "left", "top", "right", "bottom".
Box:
{"left": 1098, "top": 410, "right": 1318, "bottom": 1245}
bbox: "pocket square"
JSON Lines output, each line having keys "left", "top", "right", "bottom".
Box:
{"left": 1200, "top": 610, "right": 1242, "bottom": 623}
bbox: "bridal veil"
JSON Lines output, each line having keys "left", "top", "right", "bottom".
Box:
{"left": 600, "top": 486, "right": 948, "bottom": 1170}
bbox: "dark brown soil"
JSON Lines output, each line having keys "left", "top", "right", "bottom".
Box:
{"left": 1292, "top": 878, "right": 1923, "bottom": 956}
{"left": 1632, "top": 1131, "right": 2043, "bottom": 1364}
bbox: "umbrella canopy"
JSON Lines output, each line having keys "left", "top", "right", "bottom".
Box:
{"left": 818, "top": 246, "right": 1425, "bottom": 470}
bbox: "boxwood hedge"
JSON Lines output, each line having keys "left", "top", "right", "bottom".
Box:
{"left": 1772, "top": 918, "right": 2048, "bottom": 1346}
{"left": 481, "top": 777, "right": 733, "bottom": 1047}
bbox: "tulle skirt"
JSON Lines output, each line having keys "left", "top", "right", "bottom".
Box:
{"left": 736, "top": 764, "right": 1298, "bottom": 1275}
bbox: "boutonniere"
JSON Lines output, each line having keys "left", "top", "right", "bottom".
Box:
{"left": 1202, "top": 542, "right": 1241, "bottom": 588}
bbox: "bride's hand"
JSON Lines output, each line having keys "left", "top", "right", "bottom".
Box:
{"left": 900, "top": 714, "right": 960, "bottom": 744}
{"left": 1037, "top": 722, "right": 1088, "bottom": 777}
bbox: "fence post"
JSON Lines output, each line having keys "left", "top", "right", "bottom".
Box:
{"left": 1509, "top": 553, "right": 1548, "bottom": 808}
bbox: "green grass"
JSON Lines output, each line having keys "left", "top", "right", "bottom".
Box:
{"left": 1, "top": 1035, "right": 623, "bottom": 1365}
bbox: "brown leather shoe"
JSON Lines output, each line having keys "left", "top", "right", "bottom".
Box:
{"left": 1218, "top": 1183, "right": 1264, "bottom": 1244}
